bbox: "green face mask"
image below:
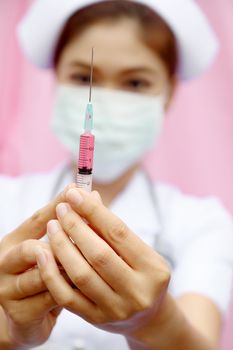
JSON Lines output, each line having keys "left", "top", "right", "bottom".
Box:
{"left": 52, "top": 85, "right": 165, "bottom": 184}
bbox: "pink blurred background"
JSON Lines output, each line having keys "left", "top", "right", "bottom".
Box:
{"left": 0, "top": 0, "right": 232, "bottom": 347}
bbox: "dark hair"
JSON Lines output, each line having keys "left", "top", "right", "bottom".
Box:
{"left": 54, "top": 0, "right": 178, "bottom": 78}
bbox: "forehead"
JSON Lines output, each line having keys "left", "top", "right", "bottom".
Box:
{"left": 59, "top": 18, "right": 167, "bottom": 74}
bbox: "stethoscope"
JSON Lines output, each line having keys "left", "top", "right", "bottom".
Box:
{"left": 50, "top": 163, "right": 175, "bottom": 269}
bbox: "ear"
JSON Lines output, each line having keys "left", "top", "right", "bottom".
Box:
{"left": 164, "top": 75, "right": 178, "bottom": 111}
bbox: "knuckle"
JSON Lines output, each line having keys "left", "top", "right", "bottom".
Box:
{"left": 108, "top": 220, "right": 128, "bottom": 244}
{"left": 74, "top": 272, "right": 91, "bottom": 289}
{"left": 92, "top": 249, "right": 111, "bottom": 269}
{"left": 112, "top": 306, "right": 129, "bottom": 321}
{"left": 42, "top": 269, "right": 55, "bottom": 285}
{"left": 132, "top": 292, "right": 154, "bottom": 312}
{"left": 127, "top": 279, "right": 155, "bottom": 312}
{"left": 30, "top": 210, "right": 45, "bottom": 233}
{"left": 18, "top": 240, "right": 29, "bottom": 259}
{"left": 15, "top": 275, "right": 24, "bottom": 297}
{"left": 52, "top": 236, "right": 66, "bottom": 251}
{"left": 64, "top": 215, "right": 78, "bottom": 233}
{"left": 26, "top": 271, "right": 43, "bottom": 292}
{"left": 157, "top": 268, "right": 171, "bottom": 289}
{"left": 146, "top": 255, "right": 171, "bottom": 288}
{"left": 103, "top": 297, "right": 131, "bottom": 322}
{"left": 16, "top": 240, "right": 37, "bottom": 265}
{"left": 24, "top": 279, "right": 37, "bottom": 295}
{"left": 19, "top": 239, "right": 35, "bottom": 256}
{"left": 60, "top": 294, "right": 75, "bottom": 309}
{"left": 86, "top": 202, "right": 99, "bottom": 220}
{"left": 89, "top": 310, "right": 106, "bottom": 325}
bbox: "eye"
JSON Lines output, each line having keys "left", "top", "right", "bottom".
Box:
{"left": 124, "top": 79, "right": 151, "bottom": 91}
{"left": 69, "top": 73, "right": 91, "bottom": 85}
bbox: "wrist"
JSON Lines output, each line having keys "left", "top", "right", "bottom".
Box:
{"left": 0, "top": 308, "right": 29, "bottom": 350}
{"left": 126, "top": 293, "right": 186, "bottom": 349}
{"left": 126, "top": 293, "right": 215, "bottom": 350}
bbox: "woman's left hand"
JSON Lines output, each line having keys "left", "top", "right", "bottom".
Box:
{"left": 36, "top": 186, "right": 171, "bottom": 338}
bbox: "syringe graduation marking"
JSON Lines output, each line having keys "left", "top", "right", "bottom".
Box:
{"left": 77, "top": 48, "right": 95, "bottom": 192}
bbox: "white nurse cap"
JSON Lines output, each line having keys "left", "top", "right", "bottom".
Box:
{"left": 17, "top": 0, "right": 219, "bottom": 80}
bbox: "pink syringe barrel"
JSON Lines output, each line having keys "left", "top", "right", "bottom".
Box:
{"left": 77, "top": 132, "right": 95, "bottom": 192}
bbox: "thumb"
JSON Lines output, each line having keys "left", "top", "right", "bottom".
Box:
{"left": 3, "top": 184, "right": 77, "bottom": 249}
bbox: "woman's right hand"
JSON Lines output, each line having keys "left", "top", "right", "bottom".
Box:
{"left": 0, "top": 185, "right": 75, "bottom": 349}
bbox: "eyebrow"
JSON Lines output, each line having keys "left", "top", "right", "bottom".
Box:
{"left": 68, "top": 60, "right": 159, "bottom": 75}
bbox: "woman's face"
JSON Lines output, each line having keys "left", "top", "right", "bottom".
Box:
{"left": 56, "top": 18, "right": 172, "bottom": 102}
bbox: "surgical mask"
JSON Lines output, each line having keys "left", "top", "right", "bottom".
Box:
{"left": 52, "top": 85, "right": 165, "bottom": 183}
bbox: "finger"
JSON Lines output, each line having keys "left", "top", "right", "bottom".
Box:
{"left": 5, "top": 267, "right": 46, "bottom": 300}
{"left": 55, "top": 205, "right": 135, "bottom": 293}
{"left": 1, "top": 240, "right": 51, "bottom": 274}
{"left": 36, "top": 247, "right": 101, "bottom": 322}
{"left": 66, "top": 188, "right": 156, "bottom": 269}
{"left": 47, "top": 220, "right": 119, "bottom": 307}
{"left": 4, "top": 184, "right": 76, "bottom": 247}
{"left": 91, "top": 191, "right": 103, "bottom": 204}
{"left": 51, "top": 306, "right": 63, "bottom": 317}
{"left": 6, "top": 291, "right": 57, "bottom": 325}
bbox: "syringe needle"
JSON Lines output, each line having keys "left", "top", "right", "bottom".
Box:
{"left": 85, "top": 48, "right": 94, "bottom": 132}
{"left": 89, "top": 47, "right": 94, "bottom": 103}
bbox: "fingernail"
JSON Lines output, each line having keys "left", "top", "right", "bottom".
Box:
{"left": 56, "top": 203, "right": 70, "bottom": 218}
{"left": 36, "top": 247, "right": 47, "bottom": 267}
{"left": 66, "top": 189, "right": 83, "bottom": 205}
{"left": 47, "top": 220, "right": 60, "bottom": 234}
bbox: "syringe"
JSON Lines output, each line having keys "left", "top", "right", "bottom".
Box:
{"left": 76, "top": 48, "right": 95, "bottom": 192}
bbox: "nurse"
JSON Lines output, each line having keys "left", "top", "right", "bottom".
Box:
{"left": 0, "top": 1, "right": 233, "bottom": 349}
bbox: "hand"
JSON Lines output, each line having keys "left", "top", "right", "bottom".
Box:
{"left": 0, "top": 185, "right": 75, "bottom": 348}
{"left": 36, "top": 188, "right": 171, "bottom": 340}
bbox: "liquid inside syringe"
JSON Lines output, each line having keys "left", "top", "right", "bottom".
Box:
{"left": 76, "top": 48, "right": 95, "bottom": 192}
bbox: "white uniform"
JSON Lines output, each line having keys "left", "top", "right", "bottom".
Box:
{"left": 1, "top": 162, "right": 233, "bottom": 350}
